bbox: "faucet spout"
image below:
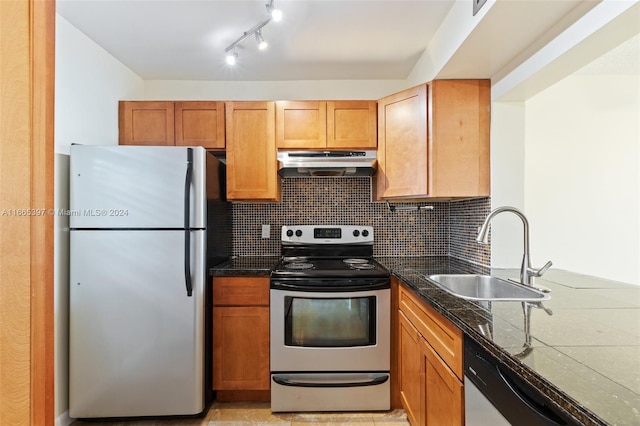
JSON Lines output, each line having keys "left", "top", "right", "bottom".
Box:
{"left": 477, "top": 206, "right": 551, "bottom": 287}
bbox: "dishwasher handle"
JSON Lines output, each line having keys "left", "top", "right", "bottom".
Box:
{"left": 496, "top": 364, "right": 568, "bottom": 425}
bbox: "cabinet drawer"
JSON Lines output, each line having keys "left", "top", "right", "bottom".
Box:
{"left": 399, "top": 283, "right": 463, "bottom": 379}
{"left": 213, "top": 277, "right": 270, "bottom": 306}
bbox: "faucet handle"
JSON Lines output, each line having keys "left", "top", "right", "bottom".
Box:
{"left": 530, "top": 260, "right": 553, "bottom": 277}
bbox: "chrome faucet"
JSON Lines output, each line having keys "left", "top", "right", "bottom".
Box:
{"left": 476, "top": 206, "right": 553, "bottom": 287}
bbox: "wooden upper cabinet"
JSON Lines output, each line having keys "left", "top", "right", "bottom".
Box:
{"left": 375, "top": 80, "right": 490, "bottom": 200}
{"left": 225, "top": 101, "right": 280, "bottom": 201}
{"left": 175, "top": 101, "right": 225, "bottom": 149}
{"left": 376, "top": 85, "right": 428, "bottom": 199}
{"left": 119, "top": 101, "right": 175, "bottom": 146}
{"left": 429, "top": 80, "right": 490, "bottom": 198}
{"left": 276, "top": 100, "right": 377, "bottom": 149}
{"left": 327, "top": 101, "right": 377, "bottom": 149}
{"left": 119, "top": 101, "right": 226, "bottom": 148}
{"left": 276, "top": 101, "right": 327, "bottom": 149}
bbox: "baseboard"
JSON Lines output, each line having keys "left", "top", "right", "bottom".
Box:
{"left": 55, "top": 410, "right": 74, "bottom": 426}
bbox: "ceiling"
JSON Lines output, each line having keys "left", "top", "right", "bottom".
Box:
{"left": 56, "top": 0, "right": 612, "bottom": 82}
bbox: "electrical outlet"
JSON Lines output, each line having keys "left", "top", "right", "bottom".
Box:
{"left": 261, "top": 224, "right": 271, "bottom": 239}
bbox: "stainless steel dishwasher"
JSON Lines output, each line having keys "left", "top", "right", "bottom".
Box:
{"left": 464, "top": 335, "right": 580, "bottom": 426}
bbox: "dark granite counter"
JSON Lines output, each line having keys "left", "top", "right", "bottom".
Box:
{"left": 207, "top": 255, "right": 639, "bottom": 425}
{"left": 209, "top": 256, "right": 280, "bottom": 277}
{"left": 378, "top": 256, "right": 640, "bottom": 426}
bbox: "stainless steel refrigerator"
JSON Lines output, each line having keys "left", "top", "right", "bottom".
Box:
{"left": 68, "top": 145, "right": 230, "bottom": 419}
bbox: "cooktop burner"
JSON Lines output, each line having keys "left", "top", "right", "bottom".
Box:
{"left": 284, "top": 262, "right": 314, "bottom": 270}
{"left": 343, "top": 258, "right": 369, "bottom": 265}
{"left": 349, "top": 263, "right": 375, "bottom": 270}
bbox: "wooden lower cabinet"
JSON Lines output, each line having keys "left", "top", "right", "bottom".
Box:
{"left": 397, "top": 283, "right": 464, "bottom": 425}
{"left": 422, "top": 337, "right": 463, "bottom": 425}
{"left": 399, "top": 311, "right": 424, "bottom": 425}
{"left": 212, "top": 277, "right": 270, "bottom": 398}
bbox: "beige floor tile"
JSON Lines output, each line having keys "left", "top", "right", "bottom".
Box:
{"left": 72, "top": 402, "right": 408, "bottom": 425}
{"left": 205, "top": 401, "right": 293, "bottom": 424}
{"left": 291, "top": 421, "right": 375, "bottom": 426}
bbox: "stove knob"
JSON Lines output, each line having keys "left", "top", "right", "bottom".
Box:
{"left": 286, "top": 230, "right": 293, "bottom": 237}
{"left": 295, "top": 229, "right": 303, "bottom": 237}
{"left": 353, "top": 230, "right": 360, "bottom": 237}
{"left": 362, "top": 229, "right": 369, "bottom": 237}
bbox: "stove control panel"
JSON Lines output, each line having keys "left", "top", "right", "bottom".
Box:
{"left": 282, "top": 225, "right": 374, "bottom": 245}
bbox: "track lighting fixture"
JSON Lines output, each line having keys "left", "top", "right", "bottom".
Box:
{"left": 266, "top": 0, "right": 282, "bottom": 22}
{"left": 255, "top": 30, "right": 268, "bottom": 50}
{"left": 225, "top": 51, "right": 238, "bottom": 65}
{"left": 224, "top": 1, "right": 282, "bottom": 65}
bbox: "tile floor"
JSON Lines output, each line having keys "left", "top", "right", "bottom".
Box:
{"left": 73, "top": 401, "right": 411, "bottom": 425}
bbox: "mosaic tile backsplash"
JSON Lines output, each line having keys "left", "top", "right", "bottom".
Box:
{"left": 232, "top": 177, "right": 491, "bottom": 265}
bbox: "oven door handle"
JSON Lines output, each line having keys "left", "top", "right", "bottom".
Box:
{"left": 272, "top": 374, "right": 389, "bottom": 388}
{"left": 271, "top": 280, "right": 390, "bottom": 292}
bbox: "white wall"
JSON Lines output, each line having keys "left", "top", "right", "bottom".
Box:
{"left": 487, "top": 102, "right": 528, "bottom": 269}
{"left": 524, "top": 72, "right": 639, "bottom": 284}
{"left": 54, "top": 14, "right": 144, "bottom": 425}
{"left": 56, "top": 16, "right": 143, "bottom": 154}
{"left": 142, "top": 79, "right": 405, "bottom": 101}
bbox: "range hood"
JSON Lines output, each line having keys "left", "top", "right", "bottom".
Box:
{"left": 277, "top": 150, "right": 377, "bottom": 177}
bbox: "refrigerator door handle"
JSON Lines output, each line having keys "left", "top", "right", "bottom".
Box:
{"left": 184, "top": 148, "right": 194, "bottom": 297}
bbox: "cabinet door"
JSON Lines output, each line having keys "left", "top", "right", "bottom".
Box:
{"left": 276, "top": 101, "right": 327, "bottom": 149}
{"left": 213, "top": 306, "right": 270, "bottom": 390}
{"left": 175, "top": 101, "right": 225, "bottom": 149}
{"left": 376, "top": 85, "right": 428, "bottom": 199}
{"left": 225, "top": 101, "right": 280, "bottom": 201}
{"left": 399, "top": 311, "right": 424, "bottom": 426}
{"left": 119, "top": 101, "right": 175, "bottom": 146}
{"left": 429, "top": 80, "right": 490, "bottom": 197}
{"left": 327, "top": 101, "right": 377, "bottom": 149}
{"left": 423, "top": 339, "right": 463, "bottom": 426}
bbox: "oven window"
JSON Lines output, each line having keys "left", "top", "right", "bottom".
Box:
{"left": 284, "top": 296, "right": 376, "bottom": 347}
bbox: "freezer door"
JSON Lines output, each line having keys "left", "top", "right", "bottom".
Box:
{"left": 70, "top": 145, "right": 206, "bottom": 229}
{"left": 69, "top": 230, "right": 206, "bottom": 418}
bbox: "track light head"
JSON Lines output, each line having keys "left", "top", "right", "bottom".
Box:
{"left": 255, "top": 30, "right": 268, "bottom": 50}
{"left": 225, "top": 51, "right": 238, "bottom": 65}
{"left": 266, "top": 1, "right": 282, "bottom": 22}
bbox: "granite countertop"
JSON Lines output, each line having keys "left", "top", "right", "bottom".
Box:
{"left": 209, "top": 256, "right": 280, "bottom": 277}
{"left": 378, "top": 256, "right": 640, "bottom": 426}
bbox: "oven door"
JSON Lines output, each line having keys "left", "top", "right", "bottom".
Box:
{"left": 270, "top": 280, "right": 390, "bottom": 372}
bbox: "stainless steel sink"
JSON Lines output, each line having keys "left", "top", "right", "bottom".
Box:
{"left": 427, "top": 274, "right": 550, "bottom": 302}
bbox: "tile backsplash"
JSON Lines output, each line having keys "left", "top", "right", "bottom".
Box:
{"left": 232, "top": 177, "right": 491, "bottom": 265}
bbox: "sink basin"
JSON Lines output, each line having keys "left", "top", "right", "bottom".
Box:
{"left": 427, "top": 274, "right": 550, "bottom": 302}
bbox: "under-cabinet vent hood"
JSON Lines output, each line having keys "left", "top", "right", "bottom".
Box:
{"left": 277, "top": 150, "right": 377, "bottom": 177}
